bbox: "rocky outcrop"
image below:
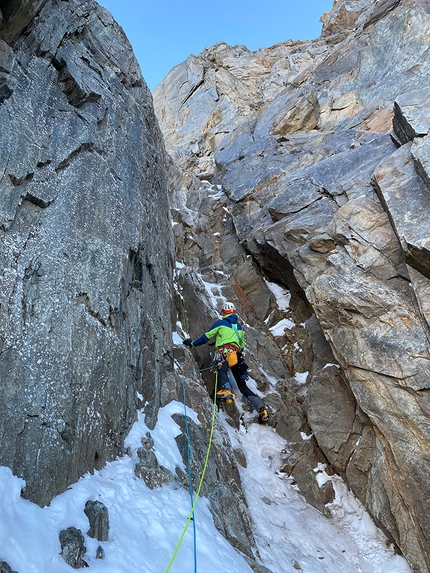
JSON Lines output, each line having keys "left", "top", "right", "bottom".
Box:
{"left": 59, "top": 527, "right": 88, "bottom": 569}
{"left": 171, "top": 175, "right": 339, "bottom": 514}
{"left": 155, "top": 1, "right": 430, "bottom": 571}
{"left": 0, "top": 0, "right": 175, "bottom": 505}
{"left": 0, "top": 561, "right": 18, "bottom": 573}
{"left": 84, "top": 500, "right": 109, "bottom": 542}
{"left": 0, "top": 0, "right": 49, "bottom": 43}
{"left": 133, "top": 346, "right": 264, "bottom": 565}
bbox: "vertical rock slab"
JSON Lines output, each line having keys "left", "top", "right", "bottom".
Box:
{"left": 307, "top": 252, "right": 430, "bottom": 570}
{"left": 411, "top": 136, "right": 430, "bottom": 192}
{"left": 0, "top": 0, "right": 174, "bottom": 505}
{"left": 84, "top": 500, "right": 109, "bottom": 542}
{"left": 372, "top": 143, "right": 430, "bottom": 279}
{"left": 393, "top": 88, "right": 430, "bottom": 145}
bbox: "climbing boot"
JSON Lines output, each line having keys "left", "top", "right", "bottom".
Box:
{"left": 216, "top": 389, "right": 235, "bottom": 405}
{"left": 258, "top": 407, "right": 269, "bottom": 424}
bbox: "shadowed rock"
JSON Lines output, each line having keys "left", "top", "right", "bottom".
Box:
{"left": 0, "top": 562, "right": 18, "bottom": 573}
{"left": 393, "top": 88, "right": 430, "bottom": 144}
{"left": 84, "top": 500, "right": 109, "bottom": 542}
{"left": 59, "top": 527, "right": 88, "bottom": 569}
{"left": 0, "top": 0, "right": 49, "bottom": 43}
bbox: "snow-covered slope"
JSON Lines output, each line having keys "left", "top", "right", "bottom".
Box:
{"left": 0, "top": 391, "right": 411, "bottom": 572}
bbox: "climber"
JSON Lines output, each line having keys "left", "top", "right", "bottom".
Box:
{"left": 183, "top": 302, "right": 269, "bottom": 424}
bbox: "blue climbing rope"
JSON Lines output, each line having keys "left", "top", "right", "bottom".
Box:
{"left": 181, "top": 370, "right": 197, "bottom": 573}
{"left": 164, "top": 352, "right": 219, "bottom": 573}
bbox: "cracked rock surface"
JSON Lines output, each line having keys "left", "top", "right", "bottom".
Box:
{"left": 0, "top": 0, "right": 174, "bottom": 505}
{"left": 155, "top": 1, "right": 430, "bottom": 571}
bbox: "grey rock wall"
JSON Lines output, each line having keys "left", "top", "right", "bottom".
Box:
{"left": 0, "top": 0, "right": 175, "bottom": 505}
{"left": 154, "top": 1, "right": 430, "bottom": 571}
{"left": 0, "top": 0, "right": 49, "bottom": 43}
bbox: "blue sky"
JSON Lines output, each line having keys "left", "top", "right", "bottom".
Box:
{"left": 98, "top": 1, "right": 334, "bottom": 90}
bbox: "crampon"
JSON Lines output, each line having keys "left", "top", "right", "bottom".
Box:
{"left": 258, "top": 408, "right": 269, "bottom": 424}
{"left": 216, "top": 389, "right": 236, "bottom": 405}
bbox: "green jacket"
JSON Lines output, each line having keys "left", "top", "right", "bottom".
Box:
{"left": 192, "top": 314, "right": 244, "bottom": 349}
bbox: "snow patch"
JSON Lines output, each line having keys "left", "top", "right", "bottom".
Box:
{"left": 201, "top": 280, "right": 224, "bottom": 308}
{"left": 208, "top": 187, "right": 225, "bottom": 200}
{"left": 0, "top": 397, "right": 412, "bottom": 573}
{"left": 294, "top": 371, "right": 309, "bottom": 385}
{"left": 257, "top": 366, "right": 279, "bottom": 388}
{"left": 264, "top": 280, "right": 291, "bottom": 310}
{"left": 269, "top": 318, "right": 295, "bottom": 336}
{"left": 172, "top": 331, "right": 184, "bottom": 345}
{"left": 314, "top": 468, "right": 409, "bottom": 572}
{"left": 224, "top": 424, "right": 412, "bottom": 573}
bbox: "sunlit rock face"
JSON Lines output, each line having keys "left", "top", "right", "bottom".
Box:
{"left": 0, "top": 0, "right": 175, "bottom": 505}
{"left": 155, "top": 1, "right": 430, "bottom": 571}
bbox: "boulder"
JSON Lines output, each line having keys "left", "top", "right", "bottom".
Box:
{"left": 84, "top": 500, "right": 109, "bottom": 542}
{"left": 59, "top": 527, "right": 87, "bottom": 569}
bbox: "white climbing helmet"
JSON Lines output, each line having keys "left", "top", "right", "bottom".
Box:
{"left": 221, "top": 301, "right": 236, "bottom": 315}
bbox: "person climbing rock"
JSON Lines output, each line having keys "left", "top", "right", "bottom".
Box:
{"left": 183, "top": 302, "right": 269, "bottom": 424}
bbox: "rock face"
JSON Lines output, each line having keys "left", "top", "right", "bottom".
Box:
{"left": 1, "top": 2, "right": 263, "bottom": 564}
{"left": 84, "top": 500, "right": 109, "bottom": 542}
{"left": 0, "top": 562, "right": 18, "bottom": 573}
{"left": 154, "top": 1, "right": 430, "bottom": 571}
{"left": 59, "top": 526, "right": 88, "bottom": 569}
{"left": 0, "top": 0, "right": 175, "bottom": 505}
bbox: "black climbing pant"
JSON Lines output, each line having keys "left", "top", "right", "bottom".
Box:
{"left": 217, "top": 351, "right": 265, "bottom": 412}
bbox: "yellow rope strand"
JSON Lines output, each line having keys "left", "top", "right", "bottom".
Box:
{"left": 165, "top": 370, "right": 219, "bottom": 572}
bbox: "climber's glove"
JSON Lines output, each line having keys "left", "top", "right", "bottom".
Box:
{"left": 183, "top": 338, "right": 193, "bottom": 347}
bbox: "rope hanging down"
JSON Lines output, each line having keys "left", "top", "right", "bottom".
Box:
{"left": 181, "top": 370, "right": 197, "bottom": 573}
{"left": 165, "top": 367, "right": 219, "bottom": 573}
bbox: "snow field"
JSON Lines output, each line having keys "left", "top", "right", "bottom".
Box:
{"left": 0, "top": 396, "right": 412, "bottom": 573}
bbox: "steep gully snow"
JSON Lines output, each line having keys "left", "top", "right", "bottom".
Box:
{"left": 0, "top": 273, "right": 412, "bottom": 573}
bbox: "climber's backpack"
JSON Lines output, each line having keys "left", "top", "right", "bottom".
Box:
{"left": 226, "top": 323, "right": 242, "bottom": 367}
{"left": 226, "top": 350, "right": 238, "bottom": 367}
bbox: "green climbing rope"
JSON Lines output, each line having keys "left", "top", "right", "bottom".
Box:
{"left": 164, "top": 370, "right": 219, "bottom": 572}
